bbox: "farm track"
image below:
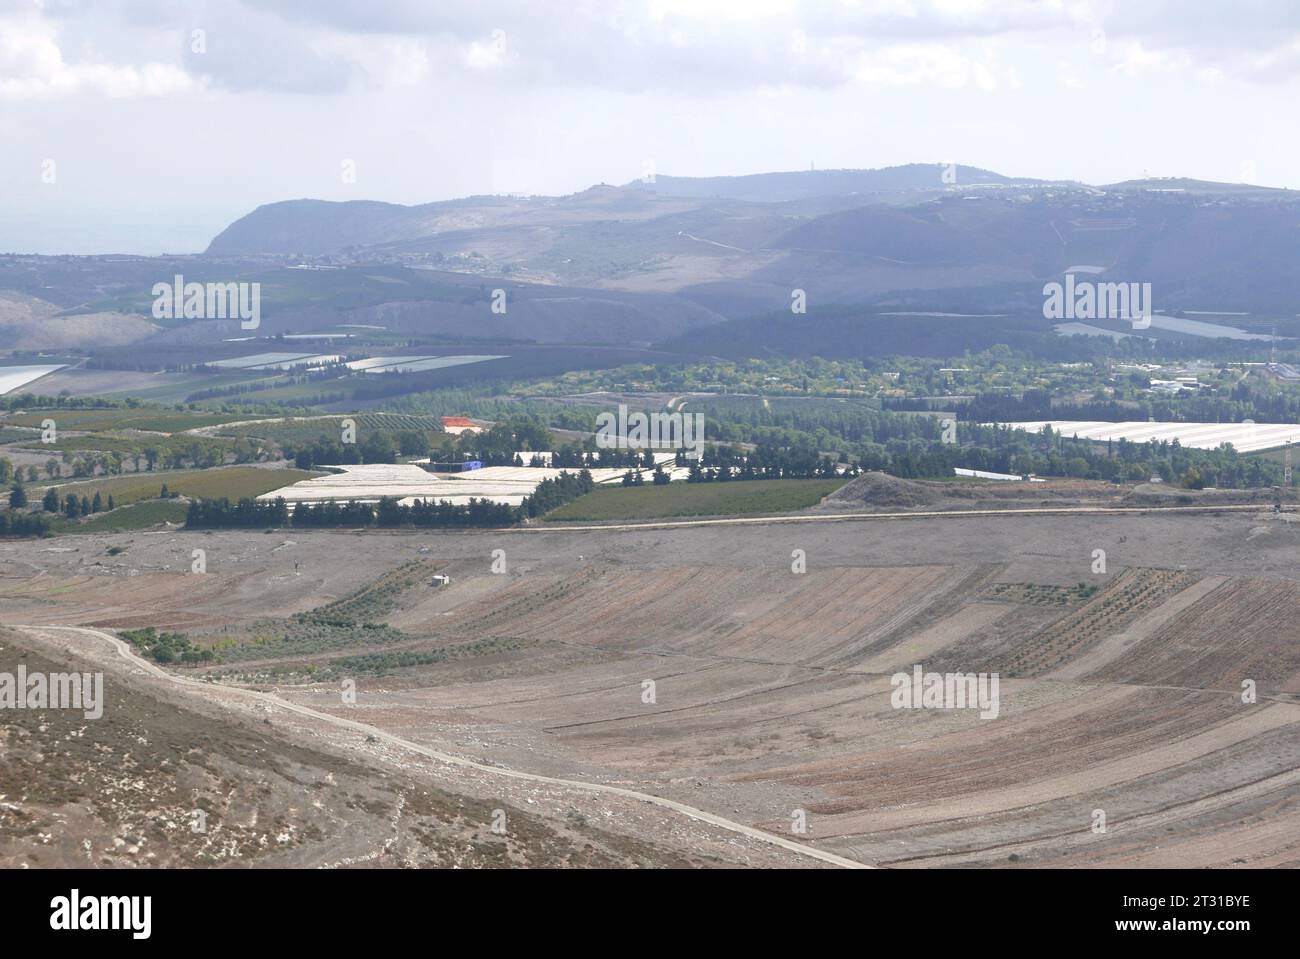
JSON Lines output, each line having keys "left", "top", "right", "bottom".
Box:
{"left": 13, "top": 624, "right": 872, "bottom": 870}
{"left": 514, "top": 502, "right": 1289, "bottom": 533}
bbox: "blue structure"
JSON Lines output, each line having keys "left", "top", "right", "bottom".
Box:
{"left": 427, "top": 460, "right": 483, "bottom": 473}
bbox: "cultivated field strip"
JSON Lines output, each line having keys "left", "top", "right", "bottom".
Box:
{"left": 0, "top": 570, "right": 277, "bottom": 629}
{"left": 988, "top": 568, "right": 1195, "bottom": 677}
{"left": 6, "top": 531, "right": 1298, "bottom": 867}
{"left": 425, "top": 565, "right": 954, "bottom": 666}
{"left": 843, "top": 564, "right": 1007, "bottom": 669}
{"left": 1086, "top": 577, "right": 1300, "bottom": 693}
{"left": 834, "top": 765, "right": 1300, "bottom": 868}
{"left": 1047, "top": 575, "right": 1228, "bottom": 681}
{"left": 859, "top": 724, "right": 1300, "bottom": 867}
{"left": 852, "top": 602, "right": 1012, "bottom": 674}
{"left": 794, "top": 701, "right": 1298, "bottom": 838}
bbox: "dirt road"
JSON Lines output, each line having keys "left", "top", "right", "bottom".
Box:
{"left": 15, "top": 624, "right": 871, "bottom": 870}
{"left": 523, "top": 502, "right": 1281, "bottom": 534}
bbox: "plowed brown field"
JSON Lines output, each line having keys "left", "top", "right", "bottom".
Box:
{"left": 2, "top": 510, "right": 1297, "bottom": 867}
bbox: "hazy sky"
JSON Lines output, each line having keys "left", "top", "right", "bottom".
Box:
{"left": 4, "top": 0, "right": 1300, "bottom": 254}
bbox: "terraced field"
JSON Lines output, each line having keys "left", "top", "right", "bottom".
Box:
{"left": 1, "top": 511, "right": 1296, "bottom": 868}
{"left": 1084, "top": 577, "right": 1300, "bottom": 694}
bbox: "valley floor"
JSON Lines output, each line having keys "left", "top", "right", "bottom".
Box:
{"left": 1, "top": 509, "right": 1297, "bottom": 867}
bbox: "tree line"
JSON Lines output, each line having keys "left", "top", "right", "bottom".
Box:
{"left": 185, "top": 469, "right": 595, "bottom": 529}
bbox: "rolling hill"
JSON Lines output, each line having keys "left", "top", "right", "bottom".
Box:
{"left": 7, "top": 163, "right": 1300, "bottom": 354}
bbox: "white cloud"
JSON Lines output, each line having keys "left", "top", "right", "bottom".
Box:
{"left": 1109, "top": 38, "right": 1190, "bottom": 76}
{"left": 318, "top": 35, "right": 430, "bottom": 87}
{"left": 465, "top": 29, "right": 509, "bottom": 71}
{"left": 852, "top": 42, "right": 1003, "bottom": 89}
{"left": 0, "top": 15, "right": 197, "bottom": 100}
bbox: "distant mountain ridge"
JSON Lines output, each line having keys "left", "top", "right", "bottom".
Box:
{"left": 207, "top": 162, "right": 1295, "bottom": 261}
{"left": 205, "top": 163, "right": 1050, "bottom": 256}
{"left": 8, "top": 163, "right": 1299, "bottom": 355}
{"left": 6, "top": 162, "right": 1282, "bottom": 353}
{"left": 617, "top": 163, "right": 1041, "bottom": 202}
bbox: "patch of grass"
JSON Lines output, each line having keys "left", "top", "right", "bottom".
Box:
{"left": 188, "top": 559, "right": 439, "bottom": 666}
{"left": 99, "top": 372, "right": 269, "bottom": 405}
{"left": 34, "top": 466, "right": 322, "bottom": 508}
{"left": 51, "top": 499, "right": 188, "bottom": 533}
{"left": 542, "top": 478, "right": 846, "bottom": 522}
{"left": 297, "top": 559, "right": 434, "bottom": 626}
{"left": 202, "top": 621, "right": 411, "bottom": 665}
{"left": 204, "top": 636, "right": 531, "bottom": 684}
{"left": 0, "top": 427, "right": 40, "bottom": 444}
{"left": 986, "top": 582, "right": 1099, "bottom": 606}
{"left": 119, "top": 627, "right": 214, "bottom": 665}
{"left": 11, "top": 432, "right": 240, "bottom": 458}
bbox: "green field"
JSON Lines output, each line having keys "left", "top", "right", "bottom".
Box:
{"left": 4, "top": 408, "right": 273, "bottom": 433}
{"left": 51, "top": 499, "right": 189, "bottom": 533}
{"left": 94, "top": 372, "right": 269, "bottom": 406}
{"left": 0, "top": 427, "right": 40, "bottom": 444}
{"left": 542, "top": 478, "right": 845, "bottom": 522}
{"left": 34, "top": 466, "right": 322, "bottom": 507}
{"left": 9, "top": 432, "right": 240, "bottom": 456}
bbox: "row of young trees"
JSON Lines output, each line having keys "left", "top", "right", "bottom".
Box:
{"left": 850, "top": 425, "right": 1285, "bottom": 489}
{"left": 0, "top": 459, "right": 39, "bottom": 485}
{"left": 522, "top": 469, "right": 594, "bottom": 516}
{"left": 2, "top": 441, "right": 260, "bottom": 482}
{"left": 673, "top": 443, "right": 844, "bottom": 480}
{"left": 40, "top": 487, "right": 116, "bottom": 518}
{"left": 185, "top": 497, "right": 292, "bottom": 528}
{"left": 287, "top": 430, "right": 435, "bottom": 469}
{"left": 0, "top": 510, "right": 50, "bottom": 537}
{"left": 956, "top": 380, "right": 1300, "bottom": 429}
{"left": 186, "top": 495, "right": 520, "bottom": 529}
{"left": 544, "top": 447, "right": 654, "bottom": 469}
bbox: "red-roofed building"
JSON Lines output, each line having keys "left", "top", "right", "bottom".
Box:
{"left": 441, "top": 416, "right": 481, "bottom": 435}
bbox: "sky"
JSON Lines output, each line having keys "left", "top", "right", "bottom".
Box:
{"left": 3, "top": 0, "right": 1300, "bottom": 254}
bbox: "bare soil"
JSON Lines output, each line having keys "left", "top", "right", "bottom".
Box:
{"left": 2, "top": 507, "right": 1298, "bottom": 868}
